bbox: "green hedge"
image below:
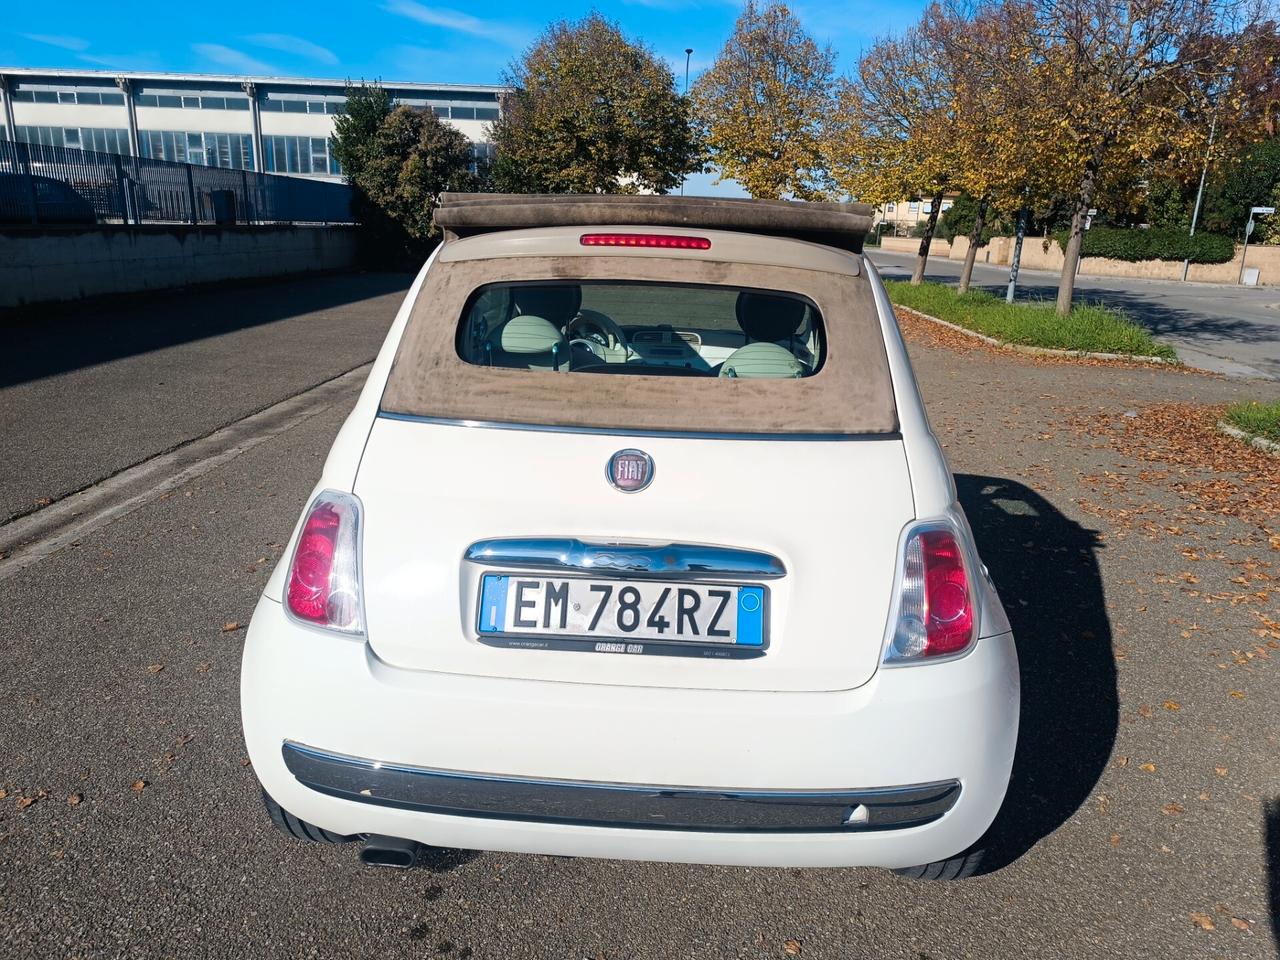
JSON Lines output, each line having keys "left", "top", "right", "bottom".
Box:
{"left": 1050, "top": 227, "right": 1235, "bottom": 264}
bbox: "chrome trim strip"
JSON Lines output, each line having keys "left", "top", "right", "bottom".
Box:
{"left": 465, "top": 538, "right": 786, "bottom": 579}
{"left": 377, "top": 410, "right": 902, "bottom": 442}
{"left": 282, "top": 742, "right": 961, "bottom": 833}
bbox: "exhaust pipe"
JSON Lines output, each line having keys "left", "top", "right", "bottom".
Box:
{"left": 359, "top": 835, "right": 423, "bottom": 869}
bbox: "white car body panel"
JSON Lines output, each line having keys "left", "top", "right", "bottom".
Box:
{"left": 355, "top": 418, "right": 913, "bottom": 691}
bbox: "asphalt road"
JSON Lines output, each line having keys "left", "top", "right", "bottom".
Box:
{"left": 868, "top": 249, "right": 1280, "bottom": 380}
{"left": 1, "top": 273, "right": 1277, "bottom": 958}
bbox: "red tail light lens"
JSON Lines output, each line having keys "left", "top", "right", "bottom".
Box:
{"left": 885, "top": 524, "right": 976, "bottom": 662}
{"left": 580, "top": 233, "right": 711, "bottom": 250}
{"left": 285, "top": 491, "right": 364, "bottom": 634}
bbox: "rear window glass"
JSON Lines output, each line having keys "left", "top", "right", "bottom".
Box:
{"left": 457, "top": 281, "right": 825, "bottom": 379}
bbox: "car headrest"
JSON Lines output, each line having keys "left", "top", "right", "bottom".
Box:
{"left": 512, "top": 285, "right": 582, "bottom": 325}
{"left": 735, "top": 292, "right": 808, "bottom": 343}
{"left": 492, "top": 315, "right": 565, "bottom": 355}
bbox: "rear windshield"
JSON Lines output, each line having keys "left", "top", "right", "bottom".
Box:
{"left": 457, "top": 281, "right": 824, "bottom": 379}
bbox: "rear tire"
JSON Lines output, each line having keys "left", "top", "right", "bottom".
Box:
{"left": 262, "top": 789, "right": 354, "bottom": 844}
{"left": 892, "top": 847, "right": 985, "bottom": 881}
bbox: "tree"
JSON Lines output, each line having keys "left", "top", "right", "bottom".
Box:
{"left": 692, "top": 1, "right": 835, "bottom": 199}
{"left": 929, "top": 1, "right": 1062, "bottom": 293}
{"left": 330, "top": 81, "right": 395, "bottom": 183}
{"left": 1008, "top": 0, "right": 1257, "bottom": 315}
{"left": 828, "top": 23, "right": 956, "bottom": 283}
{"left": 488, "top": 13, "right": 700, "bottom": 194}
{"left": 331, "top": 81, "right": 478, "bottom": 262}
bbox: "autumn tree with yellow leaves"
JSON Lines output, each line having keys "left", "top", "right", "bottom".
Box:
{"left": 1009, "top": 0, "right": 1258, "bottom": 315}
{"left": 827, "top": 20, "right": 962, "bottom": 284}
{"left": 692, "top": 1, "right": 835, "bottom": 199}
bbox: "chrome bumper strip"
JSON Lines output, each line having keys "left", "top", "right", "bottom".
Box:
{"left": 464, "top": 538, "right": 786, "bottom": 580}
{"left": 282, "top": 742, "right": 960, "bottom": 833}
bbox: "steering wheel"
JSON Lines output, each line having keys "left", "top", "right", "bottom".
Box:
{"left": 565, "top": 310, "right": 628, "bottom": 352}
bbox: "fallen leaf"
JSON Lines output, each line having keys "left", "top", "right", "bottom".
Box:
{"left": 221, "top": 622, "right": 241, "bottom": 633}
{"left": 1162, "top": 802, "right": 1184, "bottom": 815}
{"left": 147, "top": 664, "right": 164, "bottom": 674}
{"left": 1230, "top": 917, "right": 1250, "bottom": 930}
{"left": 0, "top": 789, "right": 6, "bottom": 800}
{"left": 1110, "top": 833, "right": 1121, "bottom": 847}
{"left": 1228, "top": 690, "right": 1245, "bottom": 699}
{"left": 240, "top": 758, "right": 252, "bottom": 767}
{"left": 1114, "top": 756, "right": 1129, "bottom": 767}
{"left": 783, "top": 940, "right": 803, "bottom": 956}
{"left": 1190, "top": 912, "right": 1215, "bottom": 931}
{"left": 1139, "top": 763, "right": 1157, "bottom": 773}
{"left": 131, "top": 779, "right": 147, "bottom": 793}
{"left": 1162, "top": 700, "right": 1180, "bottom": 711}
{"left": 196, "top": 662, "right": 212, "bottom": 673}
{"left": 1214, "top": 766, "right": 1228, "bottom": 777}
{"left": 67, "top": 792, "right": 83, "bottom": 807}
{"left": 16, "top": 796, "right": 35, "bottom": 810}
{"left": 1138, "top": 704, "right": 1153, "bottom": 718}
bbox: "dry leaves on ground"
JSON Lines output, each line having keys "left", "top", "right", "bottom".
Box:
{"left": 1191, "top": 912, "right": 1216, "bottom": 931}
{"left": 221, "top": 622, "right": 242, "bottom": 633}
{"left": 131, "top": 779, "right": 147, "bottom": 793}
{"left": 783, "top": 940, "right": 803, "bottom": 956}
{"left": 1081, "top": 403, "right": 1280, "bottom": 548}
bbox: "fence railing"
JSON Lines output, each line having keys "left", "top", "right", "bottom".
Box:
{"left": 0, "top": 139, "right": 355, "bottom": 227}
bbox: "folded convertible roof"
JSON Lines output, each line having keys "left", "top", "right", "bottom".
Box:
{"left": 433, "top": 193, "right": 875, "bottom": 253}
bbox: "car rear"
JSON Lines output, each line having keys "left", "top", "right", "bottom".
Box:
{"left": 241, "top": 195, "right": 1018, "bottom": 870}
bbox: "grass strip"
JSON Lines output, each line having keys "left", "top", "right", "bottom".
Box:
{"left": 1224, "top": 400, "right": 1280, "bottom": 444}
{"left": 885, "top": 280, "right": 1177, "bottom": 360}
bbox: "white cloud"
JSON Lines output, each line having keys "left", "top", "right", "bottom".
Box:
{"left": 245, "top": 33, "right": 339, "bottom": 65}
{"left": 191, "top": 43, "right": 278, "bottom": 76}
{"left": 382, "top": 1, "right": 530, "bottom": 49}
{"left": 21, "top": 34, "right": 90, "bottom": 52}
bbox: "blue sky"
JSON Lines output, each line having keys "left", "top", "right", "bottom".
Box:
{"left": 2, "top": 1, "right": 925, "bottom": 88}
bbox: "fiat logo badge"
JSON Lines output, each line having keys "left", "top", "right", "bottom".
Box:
{"left": 607, "top": 449, "right": 654, "bottom": 493}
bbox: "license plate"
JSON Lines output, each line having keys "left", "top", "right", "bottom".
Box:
{"left": 476, "top": 574, "right": 767, "bottom": 655}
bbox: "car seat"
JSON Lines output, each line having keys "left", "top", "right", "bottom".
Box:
{"left": 485, "top": 285, "right": 581, "bottom": 371}
{"left": 718, "top": 292, "right": 809, "bottom": 379}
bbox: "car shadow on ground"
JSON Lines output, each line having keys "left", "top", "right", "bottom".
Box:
{"left": 954, "top": 474, "right": 1119, "bottom": 873}
{"left": 0, "top": 270, "right": 414, "bottom": 388}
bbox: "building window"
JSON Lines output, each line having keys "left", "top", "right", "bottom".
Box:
{"left": 263, "top": 134, "right": 333, "bottom": 175}
{"left": 942, "top": 200, "right": 954, "bottom": 211}
{"left": 885, "top": 202, "right": 896, "bottom": 213}
{"left": 908, "top": 201, "right": 919, "bottom": 214}
{"left": 15, "top": 125, "right": 130, "bottom": 154}
{"left": 139, "top": 130, "right": 254, "bottom": 169}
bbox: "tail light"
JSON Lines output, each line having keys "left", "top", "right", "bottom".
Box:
{"left": 284, "top": 491, "right": 364, "bottom": 635}
{"left": 884, "top": 523, "right": 976, "bottom": 663}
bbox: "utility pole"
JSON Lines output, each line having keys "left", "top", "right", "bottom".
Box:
{"left": 681, "top": 48, "right": 693, "bottom": 197}
{"left": 1182, "top": 113, "right": 1217, "bottom": 282}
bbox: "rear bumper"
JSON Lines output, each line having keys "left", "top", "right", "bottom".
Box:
{"left": 241, "top": 595, "right": 1019, "bottom": 868}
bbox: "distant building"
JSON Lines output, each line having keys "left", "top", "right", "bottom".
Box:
{"left": 0, "top": 67, "right": 506, "bottom": 182}
{"left": 876, "top": 195, "right": 957, "bottom": 236}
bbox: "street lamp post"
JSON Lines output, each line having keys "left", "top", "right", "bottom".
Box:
{"left": 1181, "top": 112, "right": 1216, "bottom": 282}
{"left": 681, "top": 48, "right": 693, "bottom": 197}
{"left": 1239, "top": 205, "right": 1276, "bottom": 285}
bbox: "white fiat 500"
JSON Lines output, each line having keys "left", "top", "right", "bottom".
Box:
{"left": 241, "top": 194, "right": 1019, "bottom": 880}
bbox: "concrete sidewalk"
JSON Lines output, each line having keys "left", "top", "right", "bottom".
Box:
{"left": 868, "top": 249, "right": 1280, "bottom": 380}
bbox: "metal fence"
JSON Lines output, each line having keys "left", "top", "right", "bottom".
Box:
{"left": 0, "top": 139, "right": 355, "bottom": 226}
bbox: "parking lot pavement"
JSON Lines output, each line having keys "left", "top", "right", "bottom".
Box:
{"left": 868, "top": 248, "right": 1280, "bottom": 380}
{"left": 0, "top": 271, "right": 413, "bottom": 525}
{"left": 1, "top": 278, "right": 1278, "bottom": 958}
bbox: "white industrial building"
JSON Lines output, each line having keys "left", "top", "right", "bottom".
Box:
{"left": 0, "top": 67, "right": 505, "bottom": 181}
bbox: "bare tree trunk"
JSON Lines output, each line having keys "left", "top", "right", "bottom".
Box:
{"left": 910, "top": 189, "right": 945, "bottom": 285}
{"left": 957, "top": 197, "right": 989, "bottom": 295}
{"left": 1056, "top": 163, "right": 1098, "bottom": 317}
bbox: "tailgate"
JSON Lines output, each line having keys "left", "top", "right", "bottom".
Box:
{"left": 354, "top": 416, "right": 915, "bottom": 692}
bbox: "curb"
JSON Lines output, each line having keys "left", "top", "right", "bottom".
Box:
{"left": 896, "top": 305, "right": 1181, "bottom": 365}
{"left": 1217, "top": 420, "right": 1280, "bottom": 455}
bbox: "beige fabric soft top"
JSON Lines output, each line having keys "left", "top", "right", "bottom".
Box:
{"left": 381, "top": 253, "right": 899, "bottom": 436}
